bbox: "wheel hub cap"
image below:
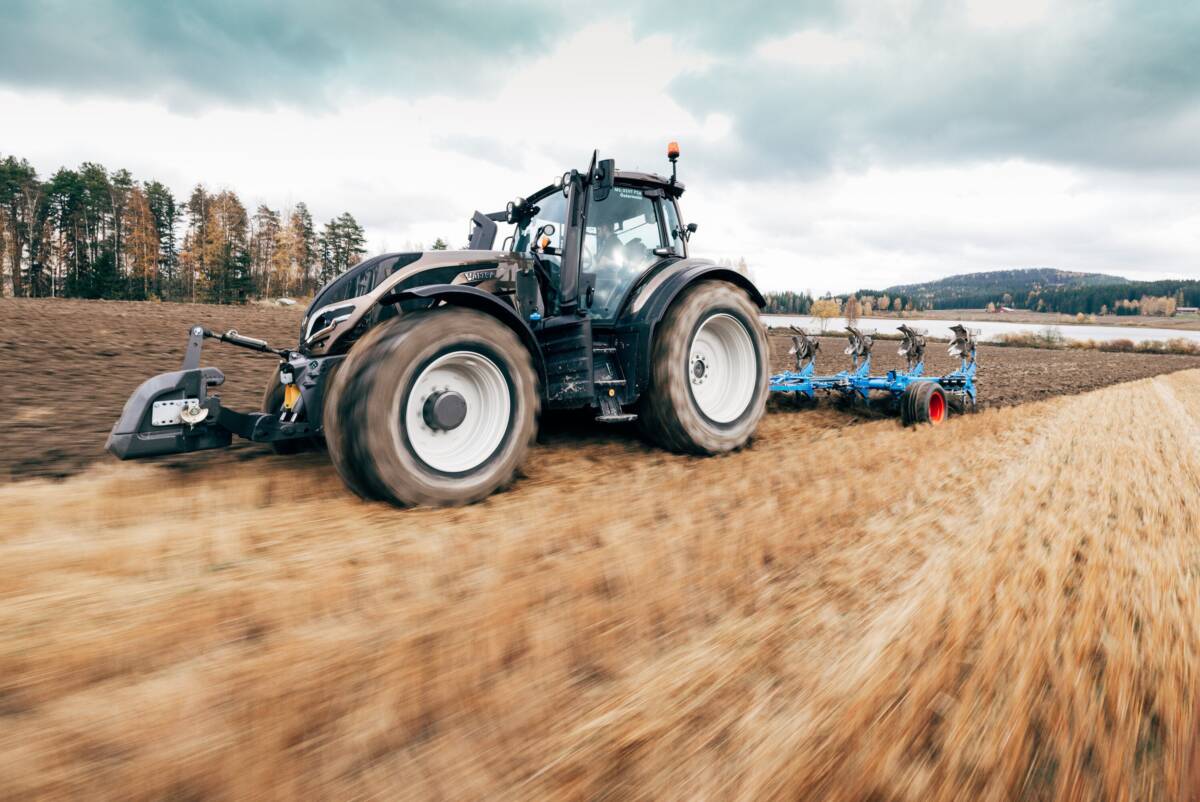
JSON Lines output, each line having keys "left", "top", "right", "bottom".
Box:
{"left": 422, "top": 390, "right": 468, "bottom": 431}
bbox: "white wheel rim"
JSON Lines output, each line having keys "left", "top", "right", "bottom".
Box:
{"left": 402, "top": 350, "right": 512, "bottom": 473}
{"left": 688, "top": 313, "right": 757, "bottom": 423}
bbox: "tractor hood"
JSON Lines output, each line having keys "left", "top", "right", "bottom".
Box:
{"left": 300, "top": 249, "right": 525, "bottom": 355}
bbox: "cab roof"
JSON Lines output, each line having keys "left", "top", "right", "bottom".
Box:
{"left": 525, "top": 167, "right": 685, "bottom": 206}
{"left": 615, "top": 169, "right": 685, "bottom": 194}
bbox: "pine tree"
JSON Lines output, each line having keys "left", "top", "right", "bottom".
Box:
{"left": 108, "top": 169, "right": 133, "bottom": 288}
{"left": 0, "top": 155, "right": 40, "bottom": 296}
{"left": 317, "top": 212, "right": 368, "bottom": 284}
{"left": 144, "top": 181, "right": 178, "bottom": 298}
{"left": 250, "top": 204, "right": 282, "bottom": 297}
{"left": 79, "top": 163, "right": 119, "bottom": 299}
{"left": 288, "top": 203, "right": 317, "bottom": 294}
{"left": 181, "top": 185, "right": 211, "bottom": 303}
{"left": 203, "top": 190, "right": 250, "bottom": 304}
{"left": 336, "top": 212, "right": 367, "bottom": 267}
{"left": 124, "top": 186, "right": 159, "bottom": 300}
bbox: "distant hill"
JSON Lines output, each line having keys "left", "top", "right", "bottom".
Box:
{"left": 880, "top": 268, "right": 1126, "bottom": 307}
{"left": 852, "top": 268, "right": 1200, "bottom": 315}
{"left": 844, "top": 266, "right": 1200, "bottom": 312}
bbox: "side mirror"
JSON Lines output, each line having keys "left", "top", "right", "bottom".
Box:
{"left": 534, "top": 223, "right": 557, "bottom": 254}
{"left": 683, "top": 222, "right": 698, "bottom": 241}
{"left": 592, "top": 158, "right": 615, "bottom": 202}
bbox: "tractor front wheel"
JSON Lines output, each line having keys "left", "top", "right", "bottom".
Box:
{"left": 323, "top": 308, "right": 539, "bottom": 507}
{"left": 638, "top": 281, "right": 768, "bottom": 454}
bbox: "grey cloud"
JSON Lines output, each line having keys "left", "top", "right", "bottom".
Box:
{"left": 0, "top": 0, "right": 850, "bottom": 110}
{"left": 4, "top": 0, "right": 1197, "bottom": 183}
{"left": 0, "top": 0, "right": 568, "bottom": 107}
{"left": 628, "top": 1, "right": 842, "bottom": 51}
{"left": 673, "top": 0, "right": 1200, "bottom": 176}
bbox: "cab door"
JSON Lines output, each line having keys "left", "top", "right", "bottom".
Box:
{"left": 578, "top": 184, "right": 671, "bottom": 322}
{"left": 530, "top": 176, "right": 595, "bottom": 407}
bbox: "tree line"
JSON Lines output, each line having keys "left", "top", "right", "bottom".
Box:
{"left": 856, "top": 281, "right": 1200, "bottom": 316}
{"left": 0, "top": 154, "right": 367, "bottom": 303}
{"left": 762, "top": 290, "right": 815, "bottom": 315}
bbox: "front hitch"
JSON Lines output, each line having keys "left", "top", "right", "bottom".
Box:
{"left": 106, "top": 325, "right": 320, "bottom": 460}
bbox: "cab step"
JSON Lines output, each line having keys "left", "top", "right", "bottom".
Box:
{"left": 596, "top": 392, "right": 637, "bottom": 423}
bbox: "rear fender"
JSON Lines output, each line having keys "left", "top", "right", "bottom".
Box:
{"left": 614, "top": 259, "right": 765, "bottom": 398}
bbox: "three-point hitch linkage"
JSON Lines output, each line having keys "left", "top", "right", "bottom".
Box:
{"left": 769, "top": 323, "right": 979, "bottom": 425}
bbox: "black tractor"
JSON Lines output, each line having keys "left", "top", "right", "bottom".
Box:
{"left": 107, "top": 145, "right": 769, "bottom": 506}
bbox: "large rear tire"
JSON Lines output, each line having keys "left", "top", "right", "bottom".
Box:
{"left": 638, "top": 281, "right": 768, "bottom": 454}
{"left": 324, "top": 308, "right": 539, "bottom": 507}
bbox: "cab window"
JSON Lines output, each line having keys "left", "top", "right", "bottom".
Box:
{"left": 582, "top": 186, "right": 666, "bottom": 319}
{"left": 661, "top": 198, "right": 685, "bottom": 256}
{"left": 510, "top": 191, "right": 567, "bottom": 305}
{"left": 512, "top": 192, "right": 566, "bottom": 261}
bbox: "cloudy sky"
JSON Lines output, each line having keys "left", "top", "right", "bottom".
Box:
{"left": 2, "top": 0, "right": 1197, "bottom": 294}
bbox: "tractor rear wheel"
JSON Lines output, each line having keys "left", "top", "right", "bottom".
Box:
{"left": 638, "top": 281, "right": 768, "bottom": 454}
{"left": 901, "top": 382, "right": 948, "bottom": 426}
{"left": 324, "top": 308, "right": 539, "bottom": 507}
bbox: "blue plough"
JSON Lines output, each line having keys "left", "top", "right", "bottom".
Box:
{"left": 769, "top": 324, "right": 979, "bottom": 424}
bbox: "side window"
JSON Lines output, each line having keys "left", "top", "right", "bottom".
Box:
{"left": 512, "top": 193, "right": 567, "bottom": 260}
{"left": 661, "top": 198, "right": 684, "bottom": 256}
{"left": 510, "top": 192, "right": 567, "bottom": 301}
{"left": 581, "top": 186, "right": 667, "bottom": 319}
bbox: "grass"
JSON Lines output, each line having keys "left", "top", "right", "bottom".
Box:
{"left": 995, "top": 327, "right": 1200, "bottom": 356}
{"left": 2, "top": 374, "right": 1200, "bottom": 800}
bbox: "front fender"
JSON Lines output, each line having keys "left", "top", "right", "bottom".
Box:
{"left": 391, "top": 284, "right": 547, "bottom": 384}
{"left": 615, "top": 259, "right": 765, "bottom": 398}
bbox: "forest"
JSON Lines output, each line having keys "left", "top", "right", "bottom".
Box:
{"left": 0, "top": 154, "right": 367, "bottom": 303}
{"left": 867, "top": 268, "right": 1200, "bottom": 315}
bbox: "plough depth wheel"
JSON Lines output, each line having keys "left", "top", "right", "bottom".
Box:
{"left": 901, "top": 382, "right": 947, "bottom": 426}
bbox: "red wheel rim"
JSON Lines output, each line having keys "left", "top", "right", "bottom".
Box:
{"left": 928, "top": 389, "right": 946, "bottom": 423}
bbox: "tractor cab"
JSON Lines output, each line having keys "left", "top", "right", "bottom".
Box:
{"left": 502, "top": 148, "right": 694, "bottom": 326}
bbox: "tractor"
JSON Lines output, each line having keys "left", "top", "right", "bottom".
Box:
{"left": 107, "top": 145, "right": 770, "bottom": 506}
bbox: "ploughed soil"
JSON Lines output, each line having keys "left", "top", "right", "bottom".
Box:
{"left": 4, "top": 298, "right": 1200, "bottom": 800}
{"left": 5, "top": 297, "right": 1200, "bottom": 481}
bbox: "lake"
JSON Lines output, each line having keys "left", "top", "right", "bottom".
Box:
{"left": 762, "top": 315, "right": 1200, "bottom": 346}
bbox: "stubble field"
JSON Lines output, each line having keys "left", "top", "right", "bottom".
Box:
{"left": 1, "top": 298, "right": 1198, "bottom": 801}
